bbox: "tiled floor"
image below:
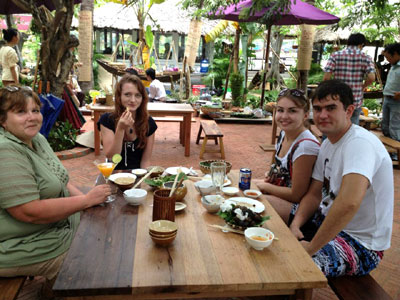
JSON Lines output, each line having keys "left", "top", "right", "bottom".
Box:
{"left": 17, "top": 116, "right": 400, "bottom": 300}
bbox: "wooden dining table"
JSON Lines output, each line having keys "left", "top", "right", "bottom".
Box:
{"left": 89, "top": 102, "right": 194, "bottom": 157}
{"left": 53, "top": 171, "right": 326, "bottom": 299}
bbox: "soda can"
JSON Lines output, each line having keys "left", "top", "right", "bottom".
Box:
{"left": 239, "top": 168, "right": 252, "bottom": 190}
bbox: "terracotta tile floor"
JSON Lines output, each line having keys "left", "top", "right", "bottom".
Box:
{"left": 17, "top": 116, "right": 400, "bottom": 300}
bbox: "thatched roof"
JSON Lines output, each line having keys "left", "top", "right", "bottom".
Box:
{"left": 314, "top": 25, "right": 351, "bottom": 44}
{"left": 84, "top": 0, "right": 222, "bottom": 35}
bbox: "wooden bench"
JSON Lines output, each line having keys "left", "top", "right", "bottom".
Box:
{"left": 328, "top": 274, "right": 391, "bottom": 300}
{"left": 0, "top": 277, "right": 26, "bottom": 300}
{"left": 373, "top": 131, "right": 400, "bottom": 167}
{"left": 196, "top": 120, "right": 225, "bottom": 159}
{"left": 153, "top": 117, "right": 196, "bottom": 146}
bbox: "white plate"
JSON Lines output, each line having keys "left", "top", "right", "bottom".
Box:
{"left": 202, "top": 174, "right": 231, "bottom": 187}
{"left": 131, "top": 168, "right": 147, "bottom": 176}
{"left": 175, "top": 202, "right": 187, "bottom": 211}
{"left": 165, "top": 166, "right": 190, "bottom": 175}
{"left": 109, "top": 173, "right": 137, "bottom": 183}
{"left": 224, "top": 197, "right": 265, "bottom": 213}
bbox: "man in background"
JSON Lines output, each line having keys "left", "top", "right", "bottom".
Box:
{"left": 145, "top": 68, "right": 166, "bottom": 102}
{"left": 382, "top": 43, "right": 400, "bottom": 146}
{"left": 323, "top": 33, "right": 375, "bottom": 125}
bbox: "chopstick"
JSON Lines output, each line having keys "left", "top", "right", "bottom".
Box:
{"left": 133, "top": 167, "right": 156, "bottom": 189}
{"left": 208, "top": 224, "right": 244, "bottom": 235}
{"left": 208, "top": 224, "right": 279, "bottom": 240}
{"left": 169, "top": 169, "right": 182, "bottom": 196}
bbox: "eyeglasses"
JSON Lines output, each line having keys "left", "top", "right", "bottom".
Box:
{"left": 278, "top": 88, "right": 305, "bottom": 98}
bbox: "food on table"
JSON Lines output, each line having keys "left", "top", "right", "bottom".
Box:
{"left": 114, "top": 177, "right": 135, "bottom": 185}
{"left": 250, "top": 234, "right": 273, "bottom": 242}
{"left": 218, "top": 203, "right": 269, "bottom": 229}
{"left": 97, "top": 162, "right": 116, "bottom": 178}
{"left": 112, "top": 153, "right": 122, "bottom": 164}
{"left": 145, "top": 173, "right": 188, "bottom": 188}
{"left": 246, "top": 192, "right": 259, "bottom": 196}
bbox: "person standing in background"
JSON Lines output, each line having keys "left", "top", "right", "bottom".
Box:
{"left": 382, "top": 43, "right": 400, "bottom": 145}
{"left": 0, "top": 28, "right": 20, "bottom": 86}
{"left": 323, "top": 33, "right": 375, "bottom": 125}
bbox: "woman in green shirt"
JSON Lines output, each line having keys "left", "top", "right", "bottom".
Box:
{"left": 0, "top": 86, "right": 110, "bottom": 289}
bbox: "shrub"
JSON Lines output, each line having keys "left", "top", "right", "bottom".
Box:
{"left": 230, "top": 72, "right": 244, "bottom": 107}
{"left": 48, "top": 121, "right": 79, "bottom": 152}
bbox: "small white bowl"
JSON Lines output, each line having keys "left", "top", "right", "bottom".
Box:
{"left": 123, "top": 188, "right": 147, "bottom": 205}
{"left": 194, "top": 180, "right": 216, "bottom": 196}
{"left": 244, "top": 227, "right": 274, "bottom": 250}
{"left": 201, "top": 195, "right": 224, "bottom": 213}
{"left": 132, "top": 168, "right": 147, "bottom": 177}
{"left": 243, "top": 189, "right": 262, "bottom": 199}
{"left": 222, "top": 186, "right": 239, "bottom": 196}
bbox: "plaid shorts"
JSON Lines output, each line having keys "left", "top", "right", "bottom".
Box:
{"left": 289, "top": 210, "right": 384, "bottom": 277}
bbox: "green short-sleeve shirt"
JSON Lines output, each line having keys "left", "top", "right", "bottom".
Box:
{"left": 0, "top": 128, "right": 80, "bottom": 268}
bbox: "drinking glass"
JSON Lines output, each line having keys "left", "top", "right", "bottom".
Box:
{"left": 96, "top": 161, "right": 117, "bottom": 203}
{"left": 211, "top": 162, "right": 226, "bottom": 196}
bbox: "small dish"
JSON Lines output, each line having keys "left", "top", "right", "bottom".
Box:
{"left": 243, "top": 189, "right": 262, "bottom": 199}
{"left": 222, "top": 186, "right": 239, "bottom": 196}
{"left": 244, "top": 227, "right": 274, "bottom": 250}
{"left": 202, "top": 175, "right": 231, "bottom": 186}
{"left": 123, "top": 188, "right": 147, "bottom": 205}
{"left": 109, "top": 173, "right": 137, "bottom": 191}
{"left": 132, "top": 168, "right": 147, "bottom": 177}
{"left": 201, "top": 195, "right": 224, "bottom": 214}
{"left": 194, "top": 180, "right": 216, "bottom": 196}
{"left": 165, "top": 166, "right": 190, "bottom": 175}
{"left": 163, "top": 181, "right": 187, "bottom": 201}
{"left": 175, "top": 202, "right": 187, "bottom": 212}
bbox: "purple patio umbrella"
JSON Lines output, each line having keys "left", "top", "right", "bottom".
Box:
{"left": 212, "top": 0, "right": 340, "bottom": 106}
{"left": 0, "top": 0, "right": 81, "bottom": 15}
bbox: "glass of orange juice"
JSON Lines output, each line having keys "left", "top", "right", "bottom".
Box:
{"left": 96, "top": 161, "right": 117, "bottom": 203}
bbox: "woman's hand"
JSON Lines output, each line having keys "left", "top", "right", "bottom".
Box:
{"left": 116, "top": 110, "right": 135, "bottom": 131}
{"left": 85, "top": 184, "right": 111, "bottom": 206}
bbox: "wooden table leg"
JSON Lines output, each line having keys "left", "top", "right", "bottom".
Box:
{"left": 183, "top": 113, "right": 192, "bottom": 157}
{"left": 292, "top": 288, "right": 313, "bottom": 300}
{"left": 93, "top": 111, "right": 101, "bottom": 156}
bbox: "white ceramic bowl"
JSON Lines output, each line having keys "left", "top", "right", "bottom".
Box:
{"left": 243, "top": 189, "right": 262, "bottom": 199}
{"left": 194, "top": 180, "right": 216, "bottom": 196}
{"left": 201, "top": 195, "right": 224, "bottom": 213}
{"left": 222, "top": 186, "right": 239, "bottom": 196}
{"left": 123, "top": 188, "right": 147, "bottom": 205}
{"left": 132, "top": 168, "right": 147, "bottom": 177}
{"left": 244, "top": 227, "right": 274, "bottom": 250}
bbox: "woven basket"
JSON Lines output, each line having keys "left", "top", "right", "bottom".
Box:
{"left": 201, "top": 106, "right": 221, "bottom": 115}
{"left": 199, "top": 160, "right": 232, "bottom": 174}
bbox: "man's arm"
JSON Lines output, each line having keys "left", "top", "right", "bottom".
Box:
{"left": 323, "top": 72, "right": 332, "bottom": 81}
{"left": 302, "top": 173, "right": 369, "bottom": 255}
{"left": 289, "top": 179, "right": 323, "bottom": 240}
{"left": 363, "top": 72, "right": 375, "bottom": 90}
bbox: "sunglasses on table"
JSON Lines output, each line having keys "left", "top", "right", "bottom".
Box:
{"left": 278, "top": 88, "right": 305, "bottom": 98}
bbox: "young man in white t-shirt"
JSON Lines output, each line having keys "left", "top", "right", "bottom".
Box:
{"left": 145, "top": 68, "right": 166, "bottom": 102}
{"left": 289, "top": 79, "right": 394, "bottom": 277}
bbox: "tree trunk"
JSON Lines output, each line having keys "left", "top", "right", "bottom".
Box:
{"left": 79, "top": 0, "right": 94, "bottom": 92}
{"left": 266, "top": 32, "right": 285, "bottom": 90}
{"left": 233, "top": 28, "right": 241, "bottom": 73}
{"left": 296, "top": 0, "right": 316, "bottom": 94}
{"left": 12, "top": 0, "right": 79, "bottom": 97}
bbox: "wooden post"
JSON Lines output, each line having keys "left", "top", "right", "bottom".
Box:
{"left": 260, "top": 27, "right": 272, "bottom": 109}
